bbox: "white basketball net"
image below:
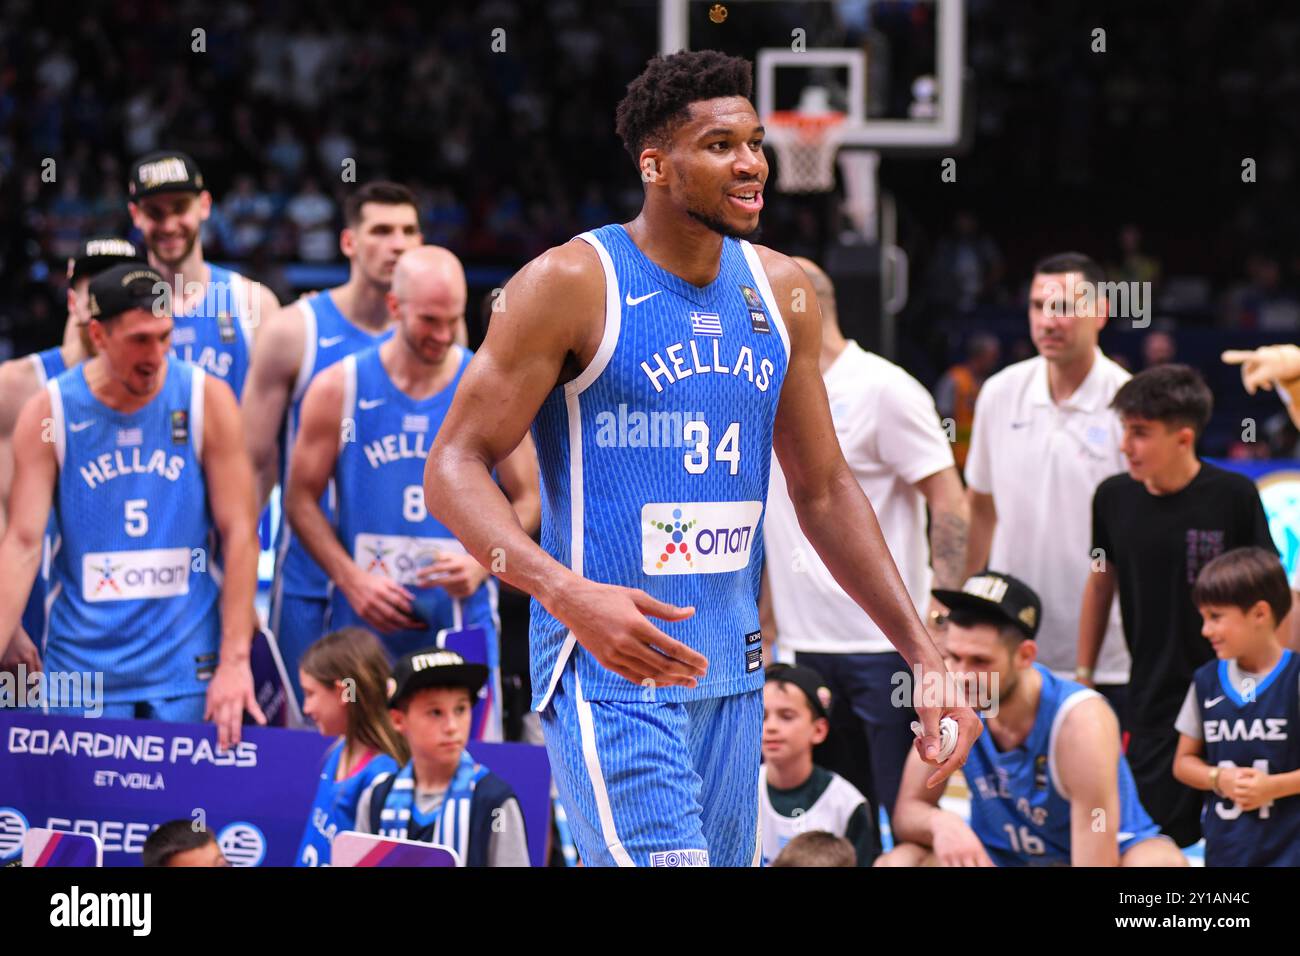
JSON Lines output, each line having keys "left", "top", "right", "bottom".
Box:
{"left": 765, "top": 117, "right": 845, "bottom": 193}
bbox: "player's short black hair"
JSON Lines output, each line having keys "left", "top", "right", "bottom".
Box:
{"left": 141, "top": 819, "right": 217, "bottom": 868}
{"left": 946, "top": 606, "right": 1027, "bottom": 649}
{"left": 1032, "top": 251, "right": 1106, "bottom": 287}
{"left": 615, "top": 50, "right": 754, "bottom": 168}
{"left": 343, "top": 181, "right": 418, "bottom": 227}
{"left": 1110, "top": 363, "right": 1213, "bottom": 437}
{"left": 1192, "top": 547, "right": 1291, "bottom": 626}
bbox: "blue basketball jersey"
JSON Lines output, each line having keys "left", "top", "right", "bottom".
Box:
{"left": 966, "top": 665, "right": 1159, "bottom": 865}
{"left": 170, "top": 263, "right": 255, "bottom": 399}
{"left": 295, "top": 738, "right": 399, "bottom": 867}
{"left": 45, "top": 358, "right": 220, "bottom": 702}
{"left": 21, "top": 347, "right": 68, "bottom": 648}
{"left": 1193, "top": 651, "right": 1300, "bottom": 866}
{"left": 273, "top": 291, "right": 393, "bottom": 601}
{"left": 331, "top": 345, "right": 498, "bottom": 660}
{"left": 529, "top": 224, "right": 791, "bottom": 708}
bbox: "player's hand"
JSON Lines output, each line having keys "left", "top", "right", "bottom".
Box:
{"left": 1229, "top": 767, "right": 1272, "bottom": 812}
{"left": 342, "top": 568, "right": 424, "bottom": 633}
{"left": 547, "top": 578, "right": 708, "bottom": 689}
{"left": 931, "top": 812, "right": 995, "bottom": 867}
{"left": 417, "top": 553, "right": 489, "bottom": 598}
{"left": 205, "top": 658, "right": 266, "bottom": 750}
{"left": 0, "top": 627, "right": 42, "bottom": 675}
{"left": 1222, "top": 345, "right": 1300, "bottom": 394}
{"left": 914, "top": 703, "right": 982, "bottom": 790}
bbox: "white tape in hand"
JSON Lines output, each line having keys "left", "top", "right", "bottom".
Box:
{"left": 911, "top": 716, "right": 959, "bottom": 762}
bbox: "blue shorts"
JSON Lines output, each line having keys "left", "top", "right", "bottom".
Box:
{"left": 541, "top": 654, "right": 761, "bottom": 867}
{"left": 47, "top": 692, "right": 207, "bottom": 722}
{"left": 269, "top": 592, "right": 328, "bottom": 706}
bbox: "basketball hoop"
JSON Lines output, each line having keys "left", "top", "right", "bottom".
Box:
{"left": 764, "top": 111, "right": 845, "bottom": 193}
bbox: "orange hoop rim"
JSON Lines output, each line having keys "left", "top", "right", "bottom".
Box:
{"left": 765, "top": 110, "right": 846, "bottom": 140}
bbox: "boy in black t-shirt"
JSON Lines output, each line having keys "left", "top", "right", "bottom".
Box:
{"left": 1078, "top": 364, "right": 1282, "bottom": 847}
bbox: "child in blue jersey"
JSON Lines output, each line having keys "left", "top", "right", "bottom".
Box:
{"left": 881, "top": 571, "right": 1185, "bottom": 867}
{"left": 355, "top": 647, "right": 530, "bottom": 866}
{"left": 760, "top": 664, "right": 878, "bottom": 866}
{"left": 294, "top": 627, "right": 406, "bottom": 867}
{"left": 1174, "top": 547, "right": 1300, "bottom": 866}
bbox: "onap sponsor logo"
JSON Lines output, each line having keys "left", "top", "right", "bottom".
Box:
{"left": 641, "top": 501, "right": 763, "bottom": 575}
{"left": 83, "top": 548, "right": 190, "bottom": 602}
{"left": 218, "top": 821, "right": 266, "bottom": 866}
{"left": 649, "top": 848, "right": 709, "bottom": 867}
{"left": 7, "top": 724, "right": 258, "bottom": 766}
{"left": 49, "top": 885, "right": 152, "bottom": 936}
{"left": 354, "top": 533, "right": 462, "bottom": 586}
{"left": 0, "top": 665, "right": 103, "bottom": 717}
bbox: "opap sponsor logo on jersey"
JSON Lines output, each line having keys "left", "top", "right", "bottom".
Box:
{"left": 641, "top": 501, "right": 762, "bottom": 575}
{"left": 82, "top": 547, "right": 191, "bottom": 602}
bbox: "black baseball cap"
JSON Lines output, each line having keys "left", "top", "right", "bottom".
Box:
{"left": 86, "top": 264, "right": 169, "bottom": 322}
{"left": 128, "top": 150, "right": 205, "bottom": 199}
{"left": 387, "top": 647, "right": 488, "bottom": 708}
{"left": 765, "top": 663, "right": 832, "bottom": 720}
{"left": 932, "top": 570, "right": 1042, "bottom": 640}
{"left": 67, "top": 237, "right": 143, "bottom": 285}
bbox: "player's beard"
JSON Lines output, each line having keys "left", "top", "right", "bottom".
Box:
{"left": 686, "top": 204, "right": 762, "bottom": 241}
{"left": 150, "top": 230, "right": 198, "bottom": 268}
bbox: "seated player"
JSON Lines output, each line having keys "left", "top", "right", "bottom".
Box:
{"left": 355, "top": 647, "right": 529, "bottom": 866}
{"left": 294, "top": 628, "right": 407, "bottom": 867}
{"left": 1173, "top": 547, "right": 1300, "bottom": 866}
{"left": 142, "top": 821, "right": 229, "bottom": 867}
{"left": 770, "top": 831, "right": 857, "bottom": 868}
{"left": 880, "top": 571, "right": 1184, "bottom": 867}
{"left": 760, "top": 663, "right": 878, "bottom": 866}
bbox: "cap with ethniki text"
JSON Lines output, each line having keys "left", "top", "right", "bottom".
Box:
{"left": 386, "top": 647, "right": 488, "bottom": 708}
{"left": 765, "top": 663, "right": 832, "bottom": 720}
{"left": 932, "top": 570, "right": 1042, "bottom": 640}
{"left": 67, "top": 236, "right": 143, "bottom": 285}
{"left": 86, "top": 264, "right": 169, "bottom": 322}
{"left": 128, "top": 150, "right": 205, "bottom": 199}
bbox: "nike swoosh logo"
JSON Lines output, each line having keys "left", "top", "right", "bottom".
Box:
{"left": 68, "top": 420, "right": 93, "bottom": 432}
{"left": 319, "top": 335, "right": 345, "bottom": 347}
{"left": 625, "top": 291, "right": 661, "bottom": 306}
{"left": 1204, "top": 695, "right": 1225, "bottom": 708}
{"left": 359, "top": 398, "right": 385, "bottom": 410}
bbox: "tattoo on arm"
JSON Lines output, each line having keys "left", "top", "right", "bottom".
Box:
{"left": 930, "top": 509, "right": 969, "bottom": 591}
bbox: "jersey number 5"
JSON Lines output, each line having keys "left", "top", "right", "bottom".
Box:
{"left": 683, "top": 421, "right": 740, "bottom": 475}
{"left": 125, "top": 499, "right": 149, "bottom": 538}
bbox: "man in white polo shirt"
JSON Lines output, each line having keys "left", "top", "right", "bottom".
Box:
{"left": 964, "top": 252, "right": 1132, "bottom": 722}
{"left": 762, "top": 257, "right": 968, "bottom": 823}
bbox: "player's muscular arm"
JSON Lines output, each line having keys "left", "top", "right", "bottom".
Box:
{"left": 495, "top": 431, "right": 541, "bottom": 537}
{"left": 201, "top": 375, "right": 266, "bottom": 747}
{"left": 423, "top": 241, "right": 707, "bottom": 689}
{"left": 241, "top": 302, "right": 306, "bottom": 507}
{"left": 965, "top": 490, "right": 996, "bottom": 578}
{"left": 0, "top": 390, "right": 57, "bottom": 662}
{"left": 286, "top": 367, "right": 422, "bottom": 633}
{"left": 891, "top": 748, "right": 993, "bottom": 866}
{"left": 0, "top": 359, "right": 41, "bottom": 536}
{"left": 764, "top": 247, "right": 979, "bottom": 779}
{"left": 1056, "top": 697, "right": 1123, "bottom": 866}
{"left": 1076, "top": 562, "right": 1116, "bottom": 686}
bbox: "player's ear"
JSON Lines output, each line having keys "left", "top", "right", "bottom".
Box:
{"left": 639, "top": 151, "right": 663, "bottom": 184}
{"left": 340, "top": 227, "right": 356, "bottom": 259}
{"left": 197, "top": 190, "right": 213, "bottom": 218}
{"left": 810, "top": 715, "right": 830, "bottom": 746}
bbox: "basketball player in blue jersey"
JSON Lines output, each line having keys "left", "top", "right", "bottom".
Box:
{"left": 242, "top": 182, "right": 423, "bottom": 706}
{"left": 1174, "top": 548, "right": 1300, "bottom": 866}
{"left": 127, "top": 150, "right": 281, "bottom": 400}
{"left": 423, "top": 50, "right": 978, "bottom": 867}
{"left": 286, "top": 247, "right": 539, "bottom": 740}
{"left": 0, "top": 237, "right": 142, "bottom": 672}
{"left": 0, "top": 265, "right": 264, "bottom": 748}
{"left": 882, "top": 571, "right": 1184, "bottom": 867}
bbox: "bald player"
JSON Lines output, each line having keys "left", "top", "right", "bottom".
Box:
{"left": 242, "top": 182, "right": 423, "bottom": 703}
{"left": 286, "top": 247, "right": 539, "bottom": 739}
{"left": 761, "top": 256, "right": 968, "bottom": 822}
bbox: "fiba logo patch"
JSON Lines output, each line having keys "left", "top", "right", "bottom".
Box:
{"left": 649, "top": 848, "right": 709, "bottom": 867}
{"left": 0, "top": 807, "right": 29, "bottom": 861}
{"left": 217, "top": 821, "right": 266, "bottom": 867}
{"left": 647, "top": 508, "right": 697, "bottom": 570}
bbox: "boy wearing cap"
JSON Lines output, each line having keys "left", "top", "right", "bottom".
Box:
{"left": 0, "top": 265, "right": 263, "bottom": 748}
{"left": 761, "top": 663, "right": 878, "bottom": 866}
{"left": 127, "top": 150, "right": 280, "bottom": 400}
{"left": 881, "top": 571, "right": 1184, "bottom": 867}
{"left": 356, "top": 647, "right": 529, "bottom": 866}
{"left": 0, "top": 237, "right": 143, "bottom": 670}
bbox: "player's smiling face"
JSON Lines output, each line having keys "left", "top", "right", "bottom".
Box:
{"left": 943, "top": 622, "right": 1032, "bottom": 710}
{"left": 93, "top": 309, "right": 173, "bottom": 397}
{"left": 661, "top": 96, "right": 767, "bottom": 239}
{"left": 130, "top": 191, "right": 210, "bottom": 268}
